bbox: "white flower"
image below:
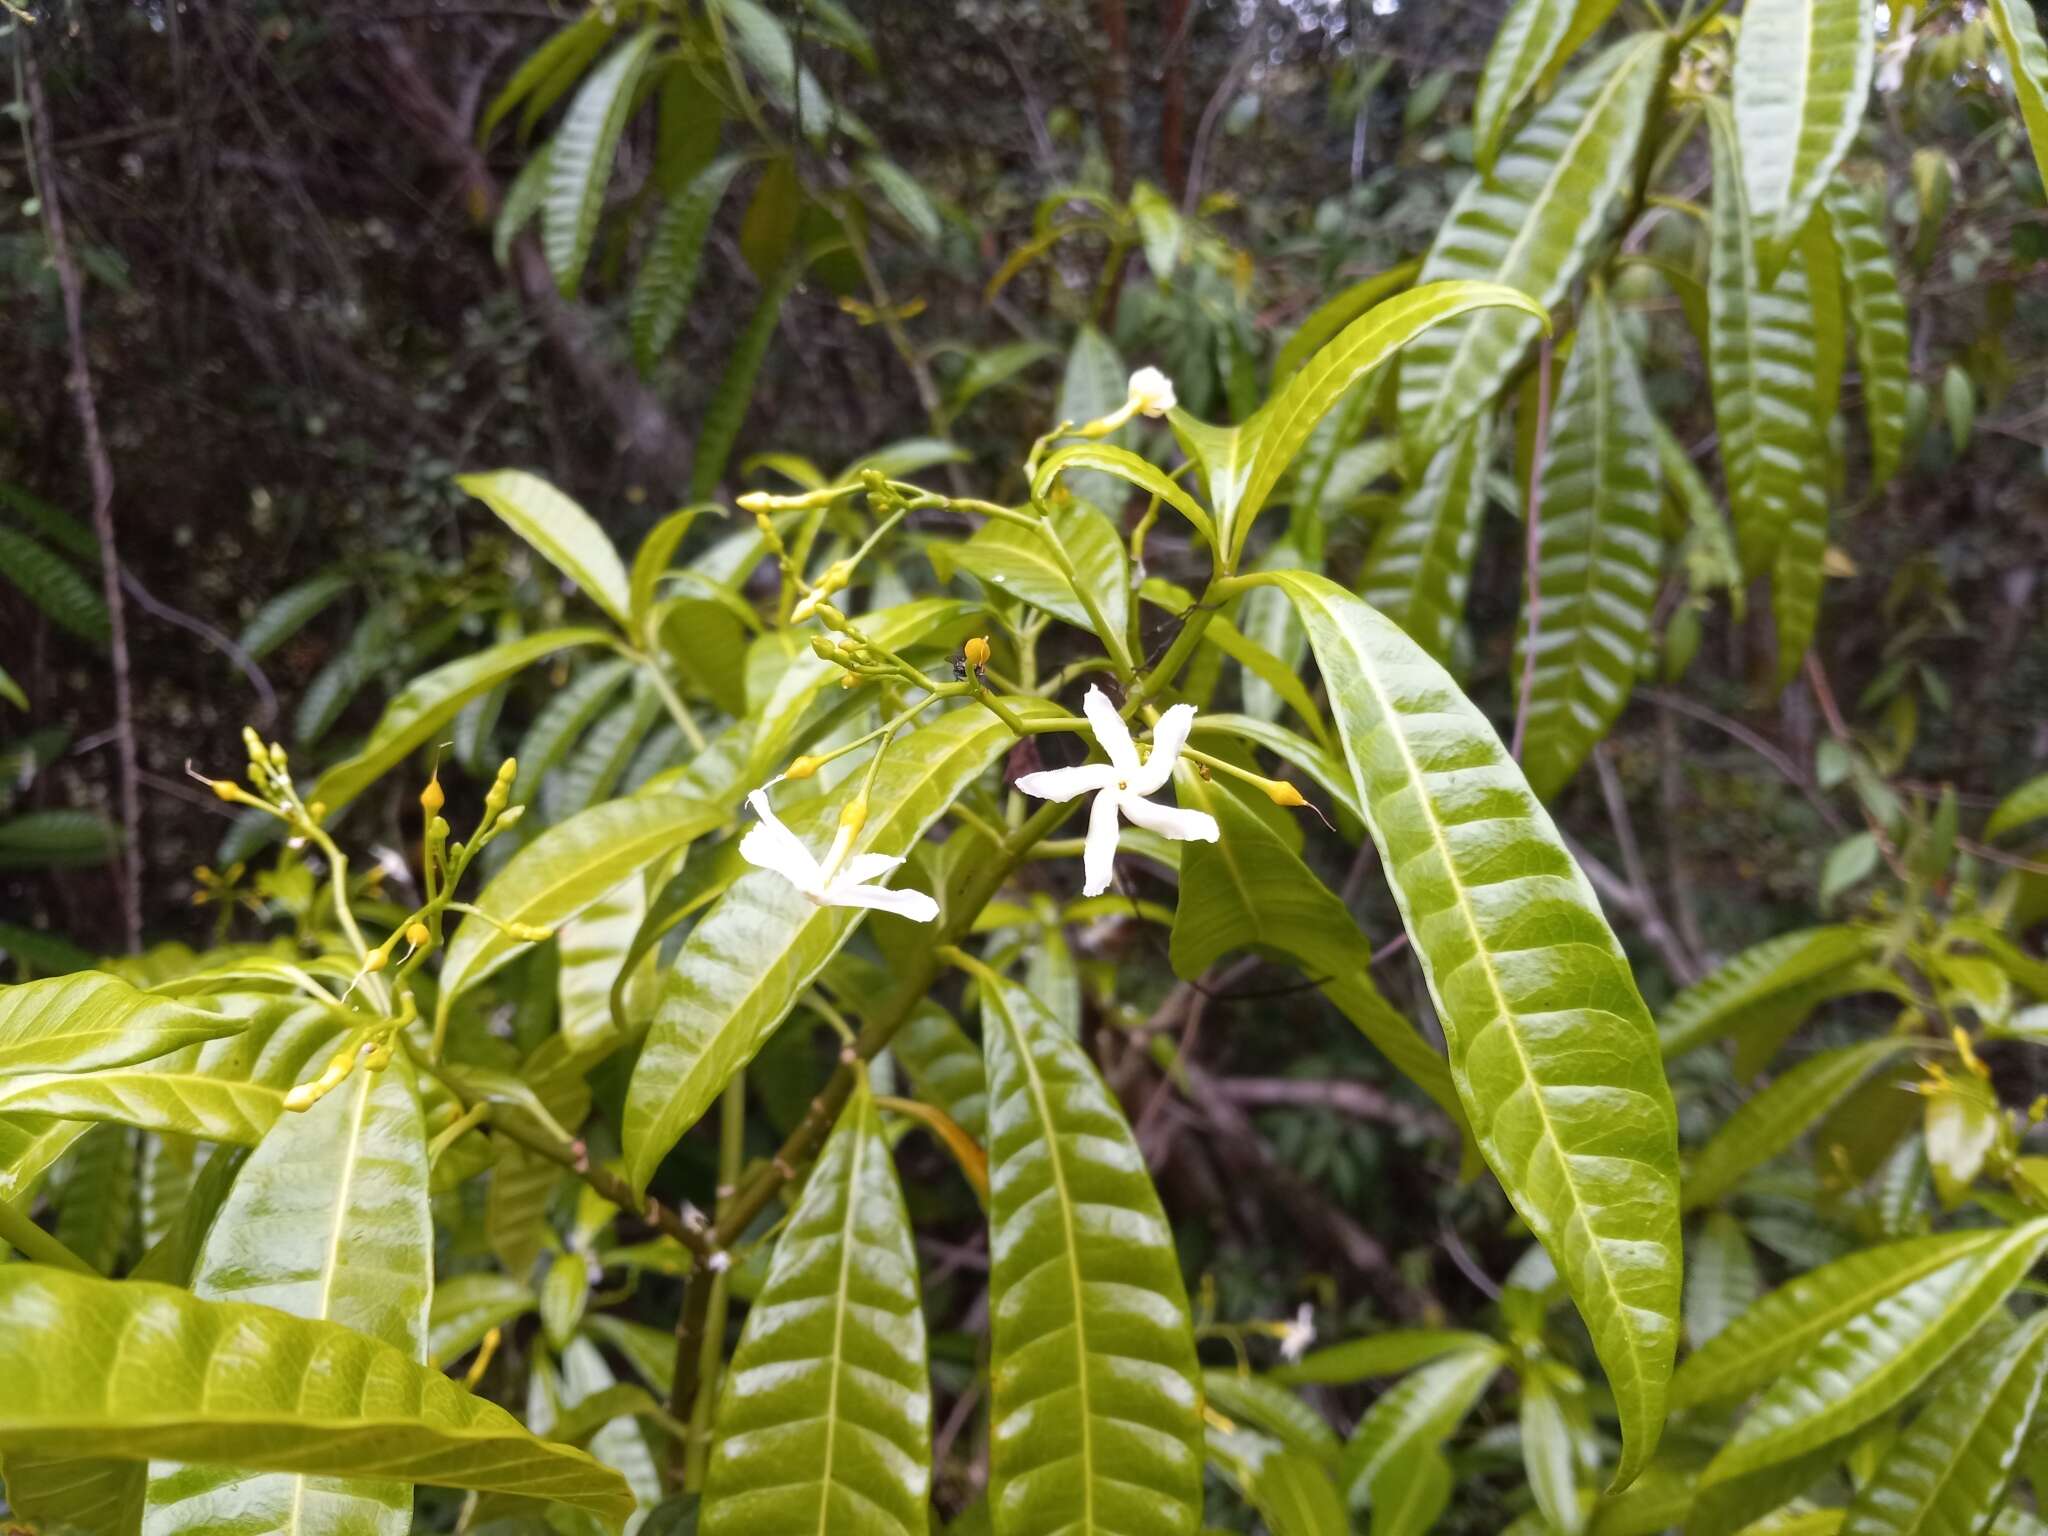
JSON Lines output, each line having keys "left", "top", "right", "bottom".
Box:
{"left": 1015, "top": 685, "right": 1219, "bottom": 897}
{"left": 1278, "top": 1303, "right": 1316, "bottom": 1363}
{"left": 1126, "top": 366, "right": 1178, "bottom": 418}
{"left": 738, "top": 787, "right": 939, "bottom": 922}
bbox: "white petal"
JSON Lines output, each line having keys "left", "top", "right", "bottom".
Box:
{"left": 738, "top": 802, "right": 822, "bottom": 890}
{"left": 825, "top": 880, "right": 940, "bottom": 923}
{"left": 1118, "top": 792, "right": 1219, "bottom": 844}
{"left": 1015, "top": 763, "right": 1119, "bottom": 802}
{"left": 1082, "top": 788, "right": 1122, "bottom": 897}
{"left": 1082, "top": 685, "right": 1139, "bottom": 776}
{"left": 840, "top": 851, "right": 904, "bottom": 886}
{"left": 1127, "top": 702, "right": 1199, "bottom": 795}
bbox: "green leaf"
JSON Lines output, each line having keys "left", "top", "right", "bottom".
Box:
{"left": 1259, "top": 569, "right": 1680, "bottom": 1487}
{"left": 543, "top": 30, "right": 658, "bottom": 297}
{"left": 0, "top": 809, "right": 120, "bottom": 870}
{"left": 1053, "top": 324, "right": 1132, "bottom": 512}
{"left": 512, "top": 657, "right": 635, "bottom": 804}
{"left": 1987, "top": 0, "right": 2048, "bottom": 197}
{"left": 1035, "top": 441, "right": 1216, "bottom": 552}
{"left": 1244, "top": 1447, "right": 1350, "bottom": 1536}
{"left": 691, "top": 259, "right": 803, "bottom": 501}
{"left": 436, "top": 795, "right": 721, "bottom": 1031}
{"left": 495, "top": 138, "right": 553, "bottom": 268}
{"left": 237, "top": 570, "right": 353, "bottom": 659}
{"left": 1673, "top": 1228, "right": 2011, "bottom": 1409}
{"left": 0, "top": 972, "right": 240, "bottom": 1079}
{"left": 144, "top": 1054, "right": 433, "bottom": 1535}
{"left": 949, "top": 500, "right": 1131, "bottom": 662}
{"left": 55, "top": 1121, "right": 134, "bottom": 1275}
{"left": 428, "top": 1273, "right": 534, "bottom": 1369}
{"left": 1200, "top": 1372, "right": 1340, "bottom": 1464}
{"left": 1731, "top": 0, "right": 1875, "bottom": 280}
{"left": 1358, "top": 413, "right": 1493, "bottom": 668}
{"left": 1988, "top": 775, "right": 2048, "bottom": 843}
{"left": 1511, "top": 287, "right": 1663, "bottom": 801}
{"left": 1838, "top": 1310, "right": 2048, "bottom": 1536}
{"left": 1338, "top": 1346, "right": 1503, "bottom": 1505}
{"left": 1522, "top": 1367, "right": 1584, "bottom": 1535}
{"left": 307, "top": 629, "right": 609, "bottom": 816}
{"left": 1925, "top": 1074, "right": 2001, "bottom": 1208}
{"left": 1472, "top": 0, "right": 1623, "bottom": 172}
{"left": 0, "top": 523, "right": 108, "bottom": 646}
{"left": 1683, "top": 1038, "right": 1914, "bottom": 1210}
{"left": 976, "top": 962, "right": 1205, "bottom": 1535}
{"left": 1705, "top": 100, "right": 1829, "bottom": 616}
{"left": 0, "top": 479, "right": 95, "bottom": 560}
{"left": 458, "top": 471, "right": 632, "bottom": 628}
{"left": 631, "top": 155, "right": 746, "bottom": 375}
{"left": 892, "top": 1001, "right": 988, "bottom": 1142}
{"left": 1700, "top": 1219, "right": 2048, "bottom": 1489}
{"left": 1686, "top": 1210, "right": 1761, "bottom": 1349}
{"left": 623, "top": 703, "right": 1045, "bottom": 1195}
{"left": 1130, "top": 179, "right": 1184, "bottom": 281}
{"left": 1657, "top": 925, "right": 1877, "bottom": 1059}
{"left": 480, "top": 11, "right": 617, "bottom": 141}
{"left": 1271, "top": 1330, "right": 1499, "bottom": 1387}
{"left": 701, "top": 1082, "right": 930, "bottom": 1534}
{"left": 1271, "top": 262, "right": 1420, "bottom": 386}
{"left": 0, "top": 1265, "right": 632, "bottom": 1527}
{"left": 861, "top": 152, "right": 941, "bottom": 246}
{"left": 1397, "top": 35, "right": 1664, "bottom": 465}
{"left": 1370, "top": 1447, "right": 1453, "bottom": 1536}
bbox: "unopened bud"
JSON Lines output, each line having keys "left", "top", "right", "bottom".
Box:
{"left": 1264, "top": 779, "right": 1308, "bottom": 808}
{"left": 810, "top": 636, "right": 840, "bottom": 661}
{"left": 307, "top": 801, "right": 326, "bottom": 823}
{"left": 212, "top": 779, "right": 240, "bottom": 802}
{"left": 964, "top": 635, "right": 992, "bottom": 670}
{"left": 494, "top": 805, "right": 525, "bottom": 831}
{"left": 406, "top": 921, "right": 431, "bottom": 948}
{"left": 786, "top": 755, "right": 823, "bottom": 781}
{"left": 420, "top": 773, "right": 445, "bottom": 817}
{"left": 364, "top": 944, "right": 392, "bottom": 974}
{"left": 428, "top": 816, "right": 450, "bottom": 843}
{"left": 838, "top": 798, "right": 868, "bottom": 836}
{"left": 737, "top": 492, "right": 773, "bottom": 512}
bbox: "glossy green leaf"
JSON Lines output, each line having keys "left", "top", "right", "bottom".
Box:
{"left": 1201, "top": 1372, "right": 1340, "bottom": 1464}
{"left": 1700, "top": 1219, "right": 2048, "bottom": 1487}
{"left": 701, "top": 1082, "right": 930, "bottom": 1534}
{"left": 1054, "top": 323, "right": 1132, "bottom": 511}
{"left": 494, "top": 138, "right": 553, "bottom": 267}
{"left": 1821, "top": 174, "right": 1909, "bottom": 488}
{"left": 513, "top": 657, "right": 635, "bottom": 804}
{"left": 1683, "top": 1038, "right": 1914, "bottom": 1210}
{"left": 1371, "top": 1447, "right": 1453, "bottom": 1536}
{"left": 237, "top": 570, "right": 353, "bottom": 660}
{"left": 1339, "top": 1346, "right": 1503, "bottom": 1505}
{"left": 691, "top": 259, "right": 803, "bottom": 502}
{"left": 1259, "top": 568, "right": 1680, "bottom": 1487}
{"left": 436, "top": 795, "right": 722, "bottom": 1030}
{"left": 428, "top": 1273, "right": 534, "bottom": 1368}
{"left": 0, "top": 1265, "right": 632, "bottom": 1526}
{"left": 144, "top": 1054, "right": 433, "bottom": 1535}
{"left": 136, "top": 1131, "right": 196, "bottom": 1252}
{"left": 624, "top": 703, "right": 1045, "bottom": 1195}
{"left": 542, "top": 30, "right": 657, "bottom": 297}
{"left": 541, "top": 1250, "right": 590, "bottom": 1352}
{"left": 1732, "top": 0, "right": 1875, "bottom": 279}
{"left": 1358, "top": 412, "right": 1493, "bottom": 668}
{"left": 457, "top": 471, "right": 631, "bottom": 628}
{"left": 1272, "top": 1329, "right": 1499, "bottom": 1387}
{"left": 0, "top": 523, "right": 108, "bottom": 645}
{"left": 977, "top": 963, "right": 1204, "bottom": 1535}
{"left": 1035, "top": 442, "right": 1216, "bottom": 552}
{"left": 1687, "top": 1211, "right": 1761, "bottom": 1349}
{"left": 1657, "top": 925, "right": 1877, "bottom": 1059}
{"left": 0, "top": 1113, "right": 90, "bottom": 1205}
{"left": 629, "top": 506, "right": 719, "bottom": 631}
{"left": 863, "top": 152, "right": 941, "bottom": 246}
{"left": 1522, "top": 1367, "right": 1584, "bottom": 1535}
{"left": 1925, "top": 1074, "right": 2001, "bottom": 1208}
{"left": 307, "top": 629, "right": 608, "bottom": 816}
{"left": 1511, "top": 287, "right": 1663, "bottom": 801}
{"left": 1397, "top": 35, "right": 1664, "bottom": 464}
{"left": 892, "top": 1001, "right": 988, "bottom": 1142}
{"left": 1142, "top": 578, "right": 1332, "bottom": 750}
{"left": 487, "top": 1140, "right": 560, "bottom": 1281}
{"left": 55, "top": 1121, "right": 134, "bottom": 1275}
{"left": 1270, "top": 261, "right": 1420, "bottom": 385}
{"left": 1988, "top": 775, "right": 2048, "bottom": 843}
{"left": 632, "top": 154, "right": 746, "bottom": 375}
{"left": 0, "top": 972, "right": 239, "bottom": 1078}
{"left": 1839, "top": 1310, "right": 2048, "bottom": 1536}
{"left": 1988, "top": 0, "right": 2048, "bottom": 195}
{"left": 1246, "top": 1448, "right": 1350, "bottom": 1536}
{"left": 950, "top": 499, "right": 1131, "bottom": 660}
{"left": 1472, "top": 0, "right": 1623, "bottom": 171}
{"left": 1705, "top": 100, "right": 1829, "bottom": 603}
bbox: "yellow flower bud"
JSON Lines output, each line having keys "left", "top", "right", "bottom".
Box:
{"left": 786, "top": 755, "right": 823, "bottom": 780}
{"left": 212, "top": 778, "right": 240, "bottom": 802}
{"left": 406, "top": 921, "right": 431, "bottom": 948}
{"left": 494, "top": 804, "right": 525, "bottom": 831}
{"left": 738, "top": 491, "right": 773, "bottom": 512}
{"left": 496, "top": 757, "right": 518, "bottom": 785}
{"left": 420, "top": 771, "right": 445, "bottom": 817}
{"left": 838, "top": 798, "right": 868, "bottom": 836}
{"left": 307, "top": 801, "right": 326, "bottom": 824}
{"left": 1264, "top": 779, "right": 1308, "bottom": 808}
{"left": 364, "top": 947, "right": 390, "bottom": 974}
{"left": 964, "top": 635, "right": 992, "bottom": 670}
{"left": 810, "top": 636, "right": 840, "bottom": 662}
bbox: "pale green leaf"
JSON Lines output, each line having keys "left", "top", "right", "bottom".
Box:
{"left": 1246, "top": 1448, "right": 1350, "bottom": 1536}
{"left": 428, "top": 1274, "right": 534, "bottom": 1369}
{"left": 480, "top": 11, "right": 616, "bottom": 141}
{"left": 458, "top": 471, "right": 631, "bottom": 627}
{"left": 1988, "top": 775, "right": 2048, "bottom": 843}
{"left": 1034, "top": 442, "right": 1216, "bottom": 553}
{"left": 631, "top": 155, "right": 746, "bottom": 375}
{"left": 1472, "top": 0, "right": 1623, "bottom": 171}
{"left": 1338, "top": 1346, "right": 1503, "bottom": 1504}
{"left": 1686, "top": 1211, "right": 1761, "bottom": 1349}
{"left": 890, "top": 1002, "right": 988, "bottom": 1143}
{"left": 1987, "top": 0, "right": 2048, "bottom": 197}
{"left": 1657, "top": 925, "right": 1877, "bottom": 1059}
{"left": 950, "top": 500, "right": 1131, "bottom": 662}
{"left": 1200, "top": 1373, "right": 1340, "bottom": 1464}
{"left": 1271, "top": 262, "right": 1420, "bottom": 386}
{"left": 1359, "top": 413, "right": 1493, "bottom": 668}
{"left": 1271, "top": 1329, "right": 1498, "bottom": 1387}
{"left": 0, "top": 972, "right": 240, "bottom": 1079}
{"left": 543, "top": 30, "right": 658, "bottom": 297}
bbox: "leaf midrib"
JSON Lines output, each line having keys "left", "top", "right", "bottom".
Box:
{"left": 812, "top": 1101, "right": 867, "bottom": 1536}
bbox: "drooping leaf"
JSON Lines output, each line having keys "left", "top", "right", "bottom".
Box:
{"left": 144, "top": 1054, "right": 433, "bottom": 1535}
{"left": 1521, "top": 1366, "right": 1584, "bottom": 1535}
{"left": 1033, "top": 441, "right": 1216, "bottom": 552}
{"left": 701, "top": 1082, "right": 930, "bottom": 1534}
{"left": 237, "top": 570, "right": 353, "bottom": 660}
{"left": 1259, "top": 569, "right": 1680, "bottom": 1487}
{"left": 0, "top": 523, "right": 109, "bottom": 646}
{"left": 1243, "top": 1447, "right": 1351, "bottom": 1536}
{"left": 977, "top": 963, "right": 1205, "bottom": 1536}
{"left": 1358, "top": 412, "right": 1493, "bottom": 668}
{"left": 1337, "top": 1346, "right": 1504, "bottom": 1506}
{"left": 542, "top": 30, "right": 658, "bottom": 297}
{"left": 0, "top": 1265, "right": 632, "bottom": 1526}
{"left": 0, "top": 972, "right": 240, "bottom": 1079}
{"left": 1818, "top": 173, "right": 1910, "bottom": 489}
{"left": 1272, "top": 1330, "right": 1499, "bottom": 1387}
{"left": 1731, "top": 0, "right": 1875, "bottom": 280}
{"left": 1270, "top": 261, "right": 1420, "bottom": 385}
{"left": 1657, "top": 925, "right": 1877, "bottom": 1059}
{"left": 632, "top": 154, "right": 747, "bottom": 375}
{"left": 1201, "top": 1372, "right": 1341, "bottom": 1464}
{"left": 0, "top": 810, "right": 121, "bottom": 870}
{"left": 862, "top": 152, "right": 942, "bottom": 246}
{"left": 457, "top": 471, "right": 632, "bottom": 628}
{"left": 1987, "top": 775, "right": 2048, "bottom": 843}
{"left": 890, "top": 1002, "right": 988, "bottom": 1143}
{"left": 1511, "top": 286, "right": 1663, "bottom": 801}
{"left": 428, "top": 1273, "right": 534, "bottom": 1369}
{"left": 1987, "top": 0, "right": 2048, "bottom": 196}
{"left": 1472, "top": 0, "right": 1623, "bottom": 172}
{"left": 1052, "top": 324, "right": 1131, "bottom": 512}
{"left": 479, "top": 10, "right": 617, "bottom": 141}
{"left": 1397, "top": 35, "right": 1665, "bottom": 464}
{"left": 307, "top": 629, "right": 609, "bottom": 816}
{"left": 948, "top": 499, "right": 1131, "bottom": 663}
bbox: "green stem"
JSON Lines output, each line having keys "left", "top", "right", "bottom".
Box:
{"left": 635, "top": 648, "right": 710, "bottom": 754}
{"left": 0, "top": 1199, "right": 96, "bottom": 1274}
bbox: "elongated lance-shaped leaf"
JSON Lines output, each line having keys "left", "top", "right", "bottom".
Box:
{"left": 691, "top": 258, "right": 803, "bottom": 501}
{"left": 1817, "top": 174, "right": 1910, "bottom": 490}
{"left": 622, "top": 702, "right": 1056, "bottom": 1196}
{"left": 631, "top": 153, "right": 746, "bottom": 375}
{"left": 1238, "top": 1445, "right": 1349, "bottom": 1536}
{"left": 1686, "top": 1210, "right": 1761, "bottom": 1349}
{"left": 976, "top": 961, "right": 1204, "bottom": 1536}
{"left": 1397, "top": 34, "right": 1665, "bottom": 466}
{"left": 542, "top": 29, "right": 656, "bottom": 296}
{"left": 1701, "top": 1219, "right": 2048, "bottom": 1488}
{"left": 892, "top": 1001, "right": 989, "bottom": 1142}
{"left": 1200, "top": 1373, "right": 1341, "bottom": 1464}
{"left": 1055, "top": 323, "right": 1132, "bottom": 512}
{"left": 457, "top": 470, "right": 631, "bottom": 627}
{"left": 56, "top": 1120, "right": 135, "bottom": 1275}
{"left": 428, "top": 1274, "right": 534, "bottom": 1369}
{"left": 1683, "top": 1037, "right": 1915, "bottom": 1210}
{"left": 1255, "top": 569, "right": 1680, "bottom": 1487}
{"left": 1987, "top": 0, "right": 2048, "bottom": 196}
{"left": 1839, "top": 1310, "right": 2048, "bottom": 1536}
{"left": 1472, "top": 0, "right": 1623, "bottom": 172}
{"left": 1511, "top": 287, "right": 1663, "bottom": 801}
{"left": 0, "top": 972, "right": 240, "bottom": 1078}
{"left": 949, "top": 498, "right": 1132, "bottom": 663}
{"left": 701, "top": 1081, "right": 930, "bottom": 1534}
{"left": 511, "top": 655, "right": 634, "bottom": 803}
{"left": 1521, "top": 1366, "right": 1584, "bottom": 1535}
{"left": 1659, "top": 924, "right": 1877, "bottom": 1059}
{"left": 0, "top": 1113, "right": 90, "bottom": 1205}
{"left": 1271, "top": 261, "right": 1420, "bottom": 385}
{"left": 1987, "top": 774, "right": 2048, "bottom": 843}
{"left": 307, "top": 628, "right": 609, "bottom": 816}
{"left": 1705, "top": 100, "right": 1829, "bottom": 588}
{"left": 479, "top": 9, "right": 616, "bottom": 140}
{"left": 1034, "top": 441, "right": 1216, "bottom": 552}
{"left": 0, "top": 1266, "right": 631, "bottom": 1527}
{"left": 144, "top": 1053, "right": 434, "bottom": 1535}
{"left": 1359, "top": 413, "right": 1494, "bottom": 667}
{"left": 1674, "top": 1227, "right": 2011, "bottom": 1409}
{"left": 1274, "top": 1329, "right": 1499, "bottom": 1387}
{"left": 1338, "top": 1345, "right": 1504, "bottom": 1504}
{"left": 1732, "top": 0, "right": 1875, "bottom": 280}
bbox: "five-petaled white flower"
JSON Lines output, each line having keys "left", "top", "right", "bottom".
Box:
{"left": 1278, "top": 1302, "right": 1316, "bottom": 1363}
{"left": 739, "top": 787, "right": 939, "bottom": 923}
{"left": 1126, "top": 366, "right": 1178, "bottom": 418}
{"left": 1015, "top": 685, "right": 1218, "bottom": 897}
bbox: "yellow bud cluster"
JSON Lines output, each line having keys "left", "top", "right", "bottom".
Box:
{"left": 283, "top": 1039, "right": 362, "bottom": 1112}
{"left": 484, "top": 757, "right": 518, "bottom": 819}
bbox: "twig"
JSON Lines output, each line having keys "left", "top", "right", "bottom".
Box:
{"left": 1213, "top": 1076, "right": 1450, "bottom": 1137}
{"left": 1638, "top": 687, "right": 1848, "bottom": 834}
{"left": 119, "top": 567, "right": 278, "bottom": 728}
{"left": 1804, "top": 655, "right": 1913, "bottom": 883}
{"left": 1182, "top": 7, "right": 1263, "bottom": 216}
{"left": 22, "top": 37, "right": 143, "bottom": 954}
{"left": 1510, "top": 336, "right": 1555, "bottom": 762}
{"left": 1658, "top": 706, "right": 1712, "bottom": 968}
{"left": 1592, "top": 744, "right": 1701, "bottom": 984}
{"left": 1562, "top": 830, "right": 1704, "bottom": 988}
